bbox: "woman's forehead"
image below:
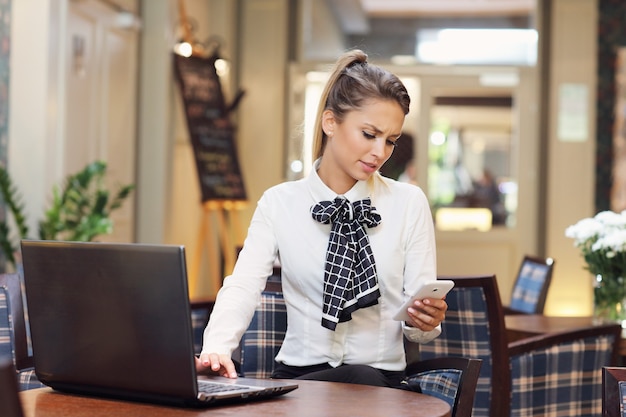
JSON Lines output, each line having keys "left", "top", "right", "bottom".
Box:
{"left": 344, "top": 100, "right": 405, "bottom": 129}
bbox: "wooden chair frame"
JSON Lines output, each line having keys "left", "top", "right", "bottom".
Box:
{"left": 602, "top": 367, "right": 626, "bottom": 417}
{"left": 509, "top": 325, "right": 621, "bottom": 364}
{"left": 431, "top": 274, "right": 620, "bottom": 417}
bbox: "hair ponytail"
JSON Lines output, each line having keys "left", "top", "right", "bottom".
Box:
{"left": 311, "top": 49, "right": 410, "bottom": 162}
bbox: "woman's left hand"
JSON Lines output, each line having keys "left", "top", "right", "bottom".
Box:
{"left": 405, "top": 297, "right": 448, "bottom": 331}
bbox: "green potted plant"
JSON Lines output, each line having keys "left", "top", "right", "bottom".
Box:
{"left": 0, "top": 160, "right": 134, "bottom": 271}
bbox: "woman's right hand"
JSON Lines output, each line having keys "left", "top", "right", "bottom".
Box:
{"left": 196, "top": 353, "right": 238, "bottom": 379}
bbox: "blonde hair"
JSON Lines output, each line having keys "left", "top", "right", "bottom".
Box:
{"left": 311, "top": 49, "right": 411, "bottom": 162}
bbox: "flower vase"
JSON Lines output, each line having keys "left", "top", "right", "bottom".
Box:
{"left": 593, "top": 274, "right": 626, "bottom": 327}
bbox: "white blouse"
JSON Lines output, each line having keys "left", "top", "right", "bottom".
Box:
{"left": 201, "top": 167, "right": 439, "bottom": 371}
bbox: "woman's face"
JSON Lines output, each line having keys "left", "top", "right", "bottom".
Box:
{"left": 319, "top": 99, "right": 405, "bottom": 194}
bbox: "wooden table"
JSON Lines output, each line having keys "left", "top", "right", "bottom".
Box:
{"left": 505, "top": 314, "right": 598, "bottom": 341}
{"left": 19, "top": 380, "right": 451, "bottom": 417}
{"left": 505, "top": 314, "right": 626, "bottom": 356}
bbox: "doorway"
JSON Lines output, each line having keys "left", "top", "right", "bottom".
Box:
{"left": 65, "top": 0, "right": 139, "bottom": 242}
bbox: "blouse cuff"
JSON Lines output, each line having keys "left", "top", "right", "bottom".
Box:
{"left": 402, "top": 323, "right": 442, "bottom": 344}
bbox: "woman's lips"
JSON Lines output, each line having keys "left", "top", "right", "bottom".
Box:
{"left": 360, "top": 160, "right": 378, "bottom": 173}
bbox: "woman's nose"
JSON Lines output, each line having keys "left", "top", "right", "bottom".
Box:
{"left": 371, "top": 137, "right": 386, "bottom": 157}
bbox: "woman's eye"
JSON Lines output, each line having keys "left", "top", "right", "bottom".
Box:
{"left": 387, "top": 139, "right": 398, "bottom": 147}
{"left": 362, "top": 131, "right": 376, "bottom": 139}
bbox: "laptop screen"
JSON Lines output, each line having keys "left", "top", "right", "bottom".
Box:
{"left": 21, "top": 240, "right": 200, "bottom": 402}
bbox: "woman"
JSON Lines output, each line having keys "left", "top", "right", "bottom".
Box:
{"left": 196, "top": 49, "right": 447, "bottom": 388}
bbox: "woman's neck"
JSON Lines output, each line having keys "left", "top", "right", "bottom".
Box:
{"left": 316, "top": 160, "right": 357, "bottom": 195}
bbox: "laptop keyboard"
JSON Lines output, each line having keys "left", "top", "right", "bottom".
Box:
{"left": 197, "top": 380, "right": 252, "bottom": 394}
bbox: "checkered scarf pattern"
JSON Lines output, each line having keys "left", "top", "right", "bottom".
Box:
{"left": 311, "top": 196, "right": 382, "bottom": 331}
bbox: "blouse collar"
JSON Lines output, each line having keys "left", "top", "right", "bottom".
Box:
{"left": 306, "top": 158, "right": 371, "bottom": 203}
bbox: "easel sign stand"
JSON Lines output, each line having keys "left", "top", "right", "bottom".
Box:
{"left": 190, "top": 200, "right": 246, "bottom": 297}
{"left": 174, "top": 0, "right": 247, "bottom": 298}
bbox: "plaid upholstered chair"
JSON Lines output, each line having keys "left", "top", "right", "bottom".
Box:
{"left": 504, "top": 255, "right": 554, "bottom": 315}
{"left": 0, "top": 273, "right": 45, "bottom": 391}
{"left": 189, "top": 298, "right": 215, "bottom": 356}
{"left": 419, "top": 275, "right": 510, "bottom": 417}
{"left": 233, "top": 276, "right": 287, "bottom": 378}
{"left": 419, "top": 274, "right": 621, "bottom": 417}
{"left": 403, "top": 356, "right": 482, "bottom": 417}
{"left": 509, "top": 324, "right": 620, "bottom": 417}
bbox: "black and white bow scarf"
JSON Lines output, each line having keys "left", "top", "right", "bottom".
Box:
{"left": 311, "top": 196, "right": 382, "bottom": 331}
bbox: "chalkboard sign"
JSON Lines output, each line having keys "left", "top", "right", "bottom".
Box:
{"left": 173, "top": 53, "right": 247, "bottom": 202}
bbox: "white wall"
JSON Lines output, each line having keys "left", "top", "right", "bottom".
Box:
{"left": 9, "top": 0, "right": 65, "bottom": 237}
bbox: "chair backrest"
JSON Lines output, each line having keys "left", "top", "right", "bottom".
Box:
{"left": 0, "top": 355, "right": 24, "bottom": 417}
{"left": 404, "top": 356, "right": 482, "bottom": 417}
{"left": 235, "top": 274, "right": 287, "bottom": 379}
{"left": 189, "top": 299, "right": 215, "bottom": 356}
{"left": 0, "top": 274, "right": 50, "bottom": 391}
{"left": 603, "top": 366, "right": 626, "bottom": 417}
{"left": 419, "top": 275, "right": 510, "bottom": 417}
{"left": 509, "top": 324, "right": 621, "bottom": 417}
{"left": 0, "top": 274, "right": 30, "bottom": 369}
{"left": 507, "top": 255, "right": 554, "bottom": 314}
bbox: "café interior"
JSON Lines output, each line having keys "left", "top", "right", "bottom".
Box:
{"left": 11, "top": 0, "right": 613, "bottom": 311}
{"left": 4, "top": 0, "right": 626, "bottom": 416}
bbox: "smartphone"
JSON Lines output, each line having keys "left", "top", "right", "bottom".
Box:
{"left": 392, "top": 280, "right": 455, "bottom": 321}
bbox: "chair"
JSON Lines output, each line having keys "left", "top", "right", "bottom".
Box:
{"left": 0, "top": 355, "right": 24, "bottom": 417}
{"left": 509, "top": 325, "right": 621, "bottom": 417}
{"left": 189, "top": 298, "right": 215, "bottom": 356}
{"left": 233, "top": 274, "right": 287, "bottom": 378}
{"left": 419, "top": 275, "right": 510, "bottom": 417}
{"left": 404, "top": 356, "right": 482, "bottom": 417}
{"left": 0, "top": 273, "right": 44, "bottom": 391}
{"left": 419, "top": 274, "right": 622, "bottom": 417}
{"left": 504, "top": 255, "right": 555, "bottom": 314}
{"left": 603, "top": 366, "right": 626, "bottom": 417}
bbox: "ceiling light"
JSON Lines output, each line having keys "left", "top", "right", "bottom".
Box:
{"left": 417, "top": 29, "right": 537, "bottom": 66}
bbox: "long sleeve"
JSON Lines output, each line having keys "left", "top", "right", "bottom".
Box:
{"left": 200, "top": 194, "right": 279, "bottom": 356}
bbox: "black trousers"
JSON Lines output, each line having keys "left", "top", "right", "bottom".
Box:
{"left": 271, "top": 362, "right": 406, "bottom": 389}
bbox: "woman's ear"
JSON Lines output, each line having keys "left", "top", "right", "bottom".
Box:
{"left": 321, "top": 110, "right": 335, "bottom": 137}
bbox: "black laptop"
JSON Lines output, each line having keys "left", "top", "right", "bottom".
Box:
{"left": 20, "top": 240, "right": 297, "bottom": 407}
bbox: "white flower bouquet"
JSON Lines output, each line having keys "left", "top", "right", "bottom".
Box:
{"left": 565, "top": 210, "right": 626, "bottom": 322}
